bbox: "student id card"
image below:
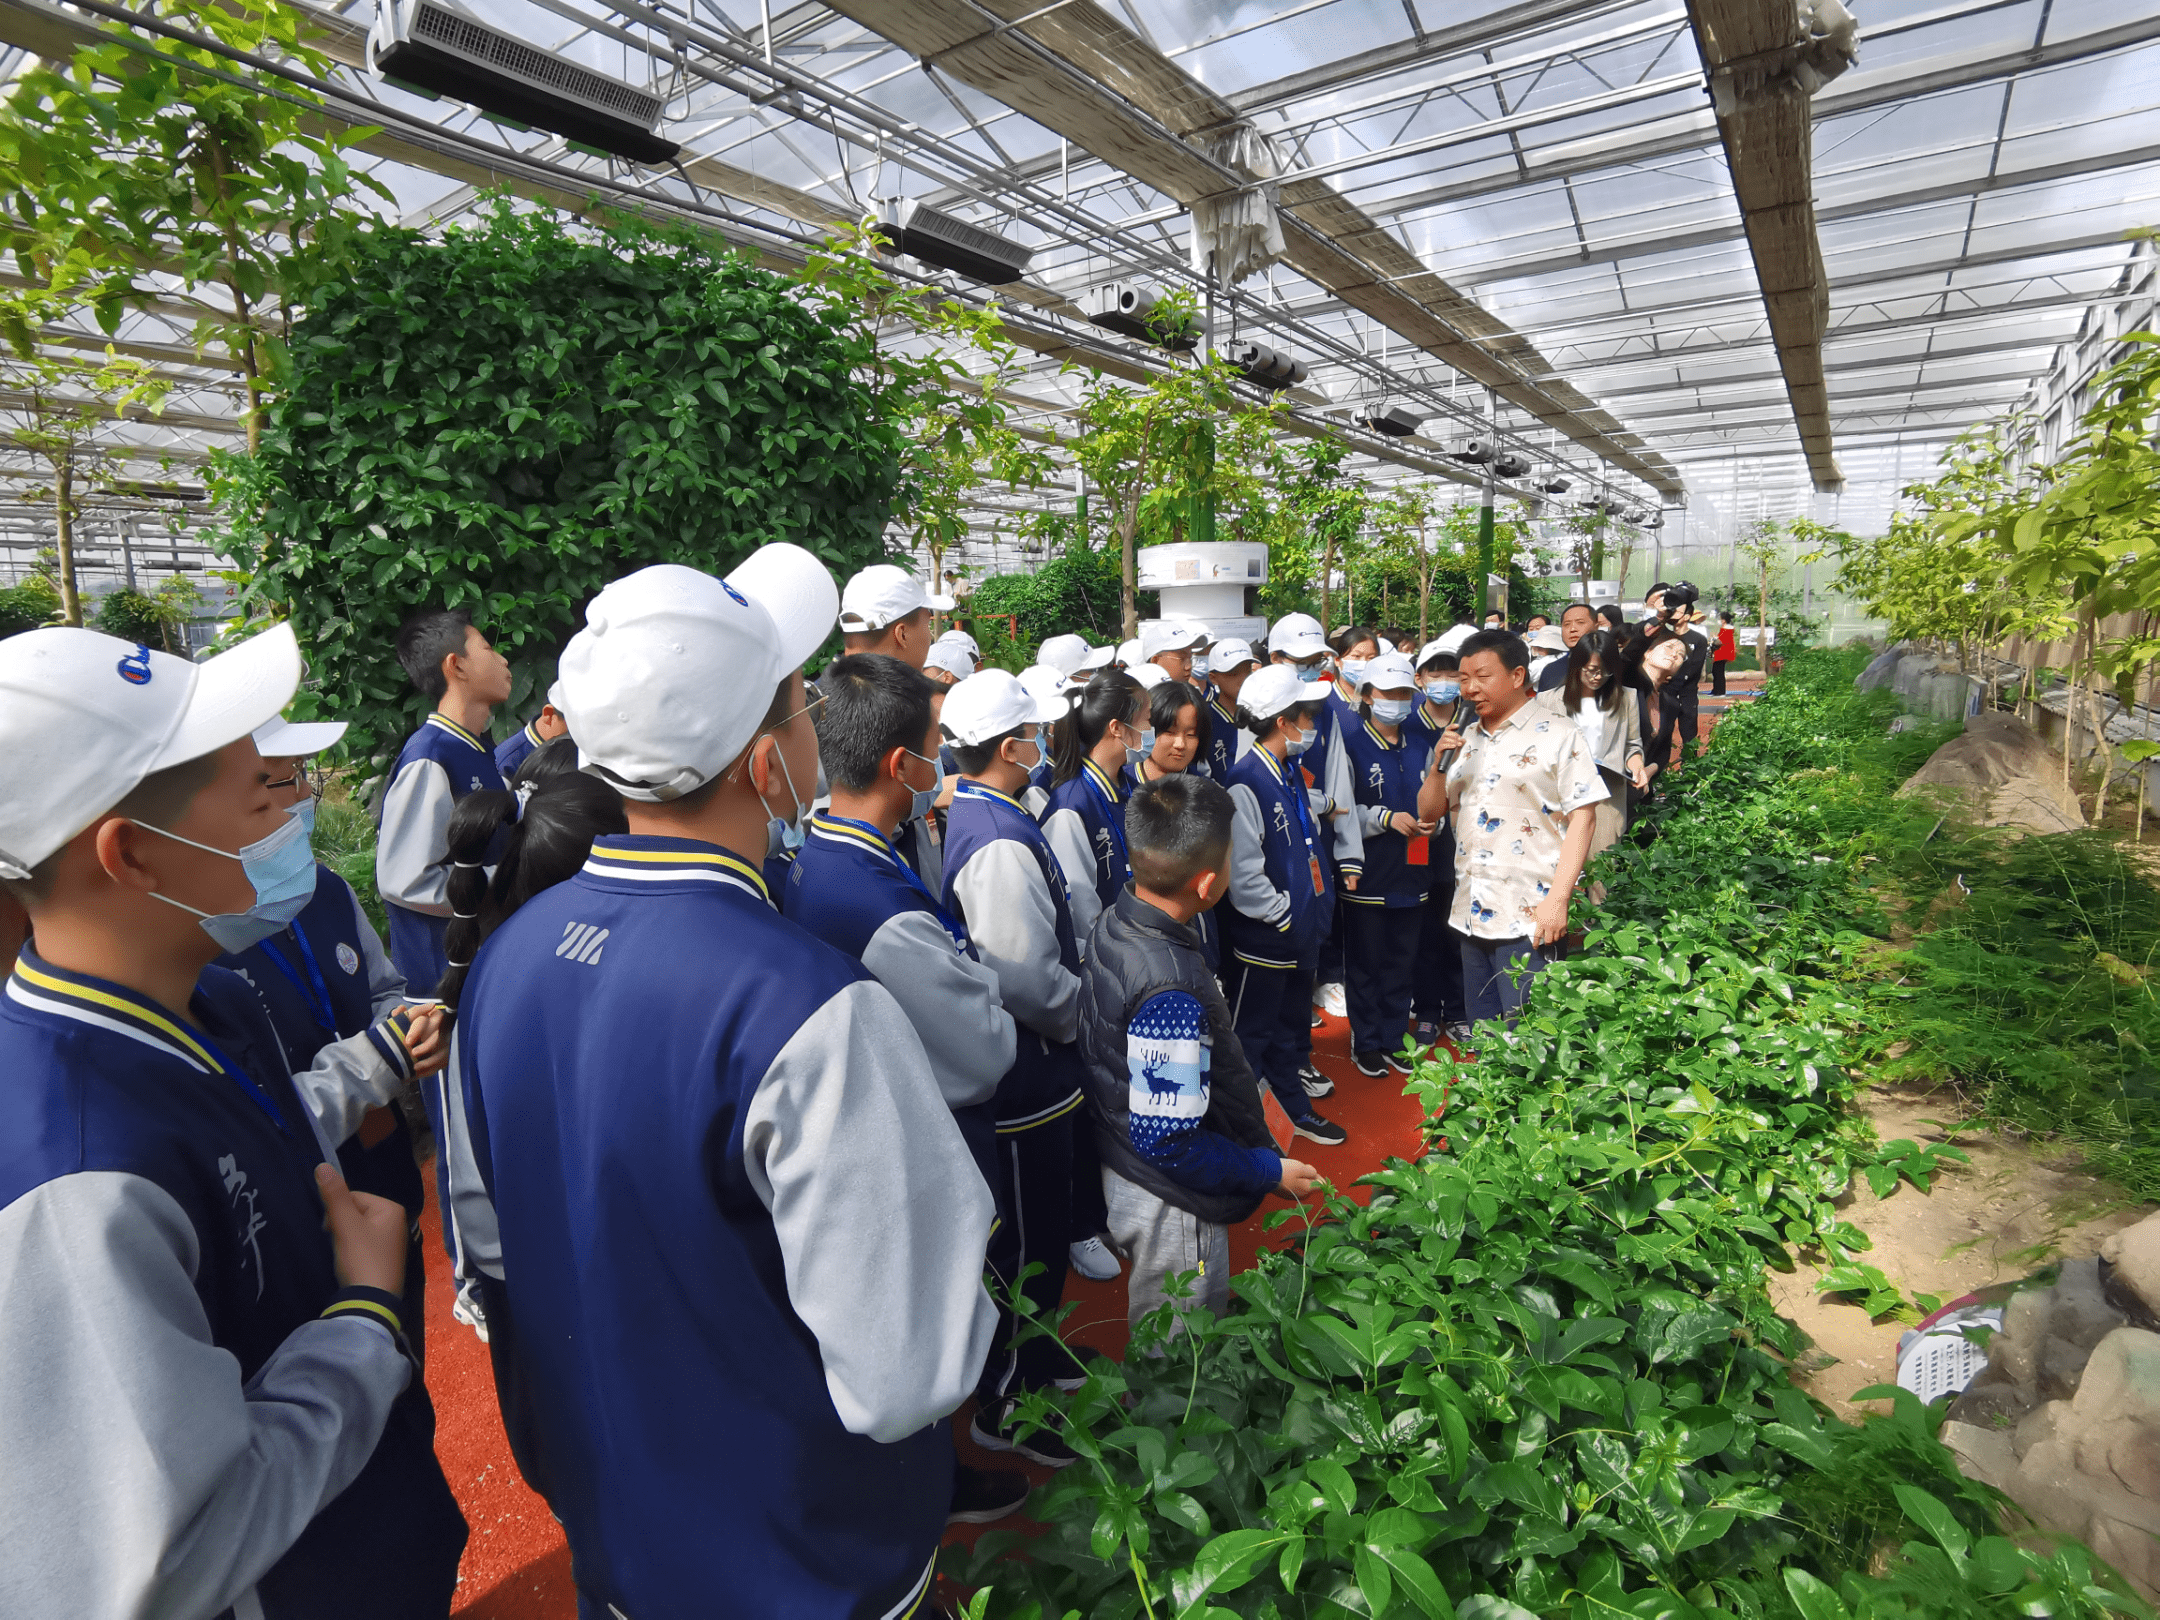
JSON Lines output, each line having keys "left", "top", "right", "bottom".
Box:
{"left": 1308, "top": 853, "right": 1326, "bottom": 895}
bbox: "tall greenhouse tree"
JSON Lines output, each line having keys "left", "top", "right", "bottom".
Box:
{"left": 0, "top": 0, "right": 389, "bottom": 453}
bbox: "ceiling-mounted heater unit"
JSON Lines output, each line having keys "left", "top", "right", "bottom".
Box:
{"left": 1228, "top": 341, "right": 1308, "bottom": 391}
{"left": 368, "top": 0, "right": 678, "bottom": 163}
{"left": 1491, "top": 450, "right": 1531, "bottom": 479}
{"left": 1355, "top": 402, "right": 1424, "bottom": 438}
{"left": 877, "top": 199, "right": 1033, "bottom": 285}
{"left": 1537, "top": 470, "right": 1572, "bottom": 495}
{"left": 1448, "top": 435, "right": 1495, "bottom": 464}
{"left": 1082, "top": 282, "right": 1199, "bottom": 350}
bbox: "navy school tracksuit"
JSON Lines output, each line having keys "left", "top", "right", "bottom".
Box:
{"left": 1203, "top": 687, "right": 1238, "bottom": 782}
{"left": 1222, "top": 743, "right": 1335, "bottom": 1123}
{"left": 218, "top": 864, "right": 430, "bottom": 1355}
{"left": 0, "top": 948, "right": 464, "bottom": 1618}
{"left": 446, "top": 834, "right": 996, "bottom": 1620}
{"left": 377, "top": 711, "right": 504, "bottom": 996}
{"left": 942, "top": 780, "right": 1087, "bottom": 1393}
{"left": 1411, "top": 700, "right": 1468, "bottom": 1029}
{"left": 492, "top": 718, "right": 546, "bottom": 781}
{"left": 1339, "top": 712, "right": 1438, "bottom": 1058}
{"left": 783, "top": 812, "right": 1015, "bottom": 1196}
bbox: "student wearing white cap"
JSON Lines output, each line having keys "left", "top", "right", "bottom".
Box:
{"left": 1201, "top": 636, "right": 1260, "bottom": 779}
{"left": 493, "top": 678, "right": 569, "bottom": 779}
{"left": 1409, "top": 636, "right": 1472, "bottom": 1046}
{"left": 1038, "top": 632, "right": 1090, "bottom": 677}
{"left": 1337, "top": 652, "right": 1448, "bottom": 1078}
{"left": 934, "top": 627, "right": 981, "bottom": 667}
{"left": 217, "top": 715, "right": 449, "bottom": 1356}
{"left": 1220, "top": 663, "right": 1349, "bottom": 1148}
{"left": 0, "top": 623, "right": 467, "bottom": 1616}
{"left": 446, "top": 550, "right": 997, "bottom": 1617}
{"left": 839, "top": 562, "right": 954, "bottom": 669}
{"left": 941, "top": 669, "right": 1088, "bottom": 1460}
{"left": 924, "top": 638, "right": 975, "bottom": 685}
{"left": 1142, "top": 618, "right": 1205, "bottom": 685}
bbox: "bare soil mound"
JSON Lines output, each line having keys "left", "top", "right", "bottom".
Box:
{"left": 1894, "top": 711, "right": 2086, "bottom": 835}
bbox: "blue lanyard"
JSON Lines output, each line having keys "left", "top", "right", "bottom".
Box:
{"left": 191, "top": 1024, "right": 293, "bottom": 1139}
{"left": 258, "top": 925, "right": 336, "bottom": 1036}
{"left": 822, "top": 815, "right": 974, "bottom": 956}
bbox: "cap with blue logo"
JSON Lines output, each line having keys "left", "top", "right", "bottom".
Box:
{"left": 0, "top": 622, "right": 303, "bottom": 880}
{"left": 560, "top": 545, "right": 837, "bottom": 802}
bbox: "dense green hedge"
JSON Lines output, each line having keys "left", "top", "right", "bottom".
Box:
{"left": 958, "top": 651, "right": 2147, "bottom": 1620}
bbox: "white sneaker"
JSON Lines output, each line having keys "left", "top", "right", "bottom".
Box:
{"left": 1316, "top": 981, "right": 1347, "bottom": 1018}
{"left": 451, "top": 1282, "right": 490, "bottom": 1344}
{"left": 1069, "top": 1235, "right": 1121, "bottom": 1281}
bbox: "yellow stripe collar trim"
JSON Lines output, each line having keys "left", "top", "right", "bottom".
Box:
{"left": 808, "top": 815, "right": 897, "bottom": 859}
{"left": 12, "top": 960, "right": 226, "bottom": 1072}
{"left": 584, "top": 843, "right": 770, "bottom": 901}
{"left": 426, "top": 712, "right": 484, "bottom": 749}
{"left": 1082, "top": 758, "right": 1122, "bottom": 804}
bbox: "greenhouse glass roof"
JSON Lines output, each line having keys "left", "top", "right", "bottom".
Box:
{"left": 4, "top": 0, "right": 2158, "bottom": 573}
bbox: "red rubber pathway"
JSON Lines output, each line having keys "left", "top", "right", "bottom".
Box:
{"left": 426, "top": 679, "right": 1757, "bottom": 1615}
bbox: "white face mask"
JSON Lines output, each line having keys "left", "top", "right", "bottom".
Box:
{"left": 1008, "top": 731, "right": 1043, "bottom": 772}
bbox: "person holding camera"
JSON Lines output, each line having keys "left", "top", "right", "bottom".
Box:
{"left": 1638, "top": 582, "right": 1710, "bottom": 763}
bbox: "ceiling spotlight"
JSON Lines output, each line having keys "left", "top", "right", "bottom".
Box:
{"left": 878, "top": 199, "right": 1034, "bottom": 285}
{"left": 1491, "top": 450, "right": 1531, "bottom": 479}
{"left": 1082, "top": 282, "right": 1199, "bottom": 351}
{"left": 369, "top": 0, "right": 679, "bottom": 163}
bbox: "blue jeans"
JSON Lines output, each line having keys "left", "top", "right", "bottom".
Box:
{"left": 1455, "top": 931, "right": 1562, "bottom": 1029}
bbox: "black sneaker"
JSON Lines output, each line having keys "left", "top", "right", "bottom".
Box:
{"left": 948, "top": 1462, "right": 1031, "bottom": 1524}
{"left": 1353, "top": 1051, "right": 1388, "bottom": 1078}
{"left": 1293, "top": 1111, "right": 1348, "bottom": 1147}
{"left": 1384, "top": 1050, "right": 1414, "bottom": 1075}
{"left": 1052, "top": 1345, "right": 1108, "bottom": 1393}
{"left": 971, "top": 1397, "right": 1078, "bottom": 1468}
{"left": 1299, "top": 1063, "right": 1334, "bottom": 1098}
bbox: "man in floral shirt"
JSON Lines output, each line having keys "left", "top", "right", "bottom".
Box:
{"left": 1435, "top": 629, "right": 1608, "bottom": 1027}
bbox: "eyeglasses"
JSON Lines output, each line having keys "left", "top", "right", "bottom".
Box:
{"left": 264, "top": 760, "right": 316, "bottom": 793}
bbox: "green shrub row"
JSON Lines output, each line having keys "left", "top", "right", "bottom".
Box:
{"left": 956, "top": 649, "right": 2150, "bottom": 1620}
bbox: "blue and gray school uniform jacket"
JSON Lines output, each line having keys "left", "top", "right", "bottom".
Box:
{"left": 943, "top": 780, "right": 1086, "bottom": 1133}
{"left": 1203, "top": 686, "right": 1238, "bottom": 781}
{"left": 492, "top": 718, "right": 545, "bottom": 781}
{"left": 1039, "top": 758, "right": 1131, "bottom": 948}
{"left": 0, "top": 948, "right": 464, "bottom": 1619}
{"left": 444, "top": 834, "right": 996, "bottom": 1620}
{"left": 376, "top": 711, "right": 503, "bottom": 993}
{"left": 784, "top": 812, "right": 1015, "bottom": 1189}
{"left": 1223, "top": 743, "right": 1335, "bottom": 969}
{"left": 1339, "top": 713, "right": 1440, "bottom": 909}
{"left": 217, "top": 864, "right": 425, "bottom": 1216}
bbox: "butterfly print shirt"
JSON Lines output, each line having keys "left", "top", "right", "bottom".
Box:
{"left": 1444, "top": 695, "right": 1609, "bottom": 940}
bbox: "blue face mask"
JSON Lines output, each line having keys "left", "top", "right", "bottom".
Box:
{"left": 1191, "top": 655, "right": 1210, "bottom": 679}
{"left": 1283, "top": 719, "right": 1316, "bottom": 757}
{"left": 140, "top": 810, "right": 319, "bottom": 952}
{"left": 905, "top": 748, "right": 945, "bottom": 822}
{"left": 1339, "top": 658, "right": 1368, "bottom": 686}
{"left": 1124, "top": 721, "right": 1156, "bottom": 770}
{"left": 764, "top": 745, "right": 812, "bottom": 855}
{"left": 1424, "top": 679, "right": 1461, "bottom": 704}
{"left": 1370, "top": 698, "right": 1414, "bottom": 725}
{"left": 287, "top": 795, "right": 317, "bottom": 838}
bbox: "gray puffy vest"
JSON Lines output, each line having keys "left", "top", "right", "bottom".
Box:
{"left": 1078, "top": 888, "right": 1277, "bottom": 1225}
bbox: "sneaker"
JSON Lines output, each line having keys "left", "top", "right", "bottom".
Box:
{"left": 1311, "top": 1007, "right": 1325, "bottom": 1028}
{"left": 1053, "top": 1345, "right": 1108, "bottom": 1393}
{"left": 1317, "top": 981, "right": 1347, "bottom": 1018}
{"left": 1299, "top": 1063, "right": 1334, "bottom": 1098}
{"left": 1445, "top": 1020, "right": 1473, "bottom": 1044}
{"left": 971, "top": 1398, "right": 1078, "bottom": 1468}
{"left": 1353, "top": 1051, "right": 1388, "bottom": 1079}
{"left": 948, "top": 1463, "right": 1031, "bottom": 1524}
{"left": 1068, "top": 1235, "right": 1120, "bottom": 1282}
{"left": 1412, "top": 1020, "right": 1441, "bottom": 1045}
{"left": 1292, "top": 1111, "right": 1348, "bottom": 1147}
{"left": 1384, "top": 1050, "right": 1414, "bottom": 1075}
{"left": 451, "top": 1282, "right": 490, "bottom": 1344}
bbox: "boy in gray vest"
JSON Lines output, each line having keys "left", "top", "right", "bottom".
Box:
{"left": 1074, "top": 773, "right": 1319, "bottom": 1334}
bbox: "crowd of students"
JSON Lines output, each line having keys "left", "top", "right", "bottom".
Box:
{"left": 0, "top": 548, "right": 1723, "bottom": 1619}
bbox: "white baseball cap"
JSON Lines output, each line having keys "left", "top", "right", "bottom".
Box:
{"left": 933, "top": 628, "right": 980, "bottom": 661}
{"left": 924, "top": 639, "right": 975, "bottom": 681}
{"left": 0, "top": 622, "right": 303, "bottom": 880}
{"left": 1016, "top": 664, "right": 1073, "bottom": 713}
{"left": 1238, "top": 662, "right": 1328, "bottom": 723}
{"left": 839, "top": 564, "right": 954, "bottom": 633}
{"left": 253, "top": 716, "right": 348, "bottom": 758}
{"left": 1129, "top": 662, "right": 1170, "bottom": 690}
{"left": 562, "top": 545, "right": 837, "bottom": 802}
{"left": 1141, "top": 619, "right": 1205, "bottom": 658}
{"left": 941, "top": 668, "right": 1063, "bottom": 746}
{"left": 1037, "top": 633, "right": 1089, "bottom": 675}
{"left": 1416, "top": 638, "right": 1453, "bottom": 669}
{"left": 1435, "top": 623, "right": 1477, "bottom": 655}
{"left": 1115, "top": 637, "right": 1142, "bottom": 668}
{"left": 1268, "top": 613, "right": 1328, "bottom": 659}
{"left": 1075, "top": 643, "right": 1117, "bottom": 674}
{"left": 1356, "top": 651, "right": 1419, "bottom": 692}
{"left": 1209, "top": 636, "right": 1259, "bottom": 673}
{"left": 546, "top": 680, "right": 565, "bottom": 712}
